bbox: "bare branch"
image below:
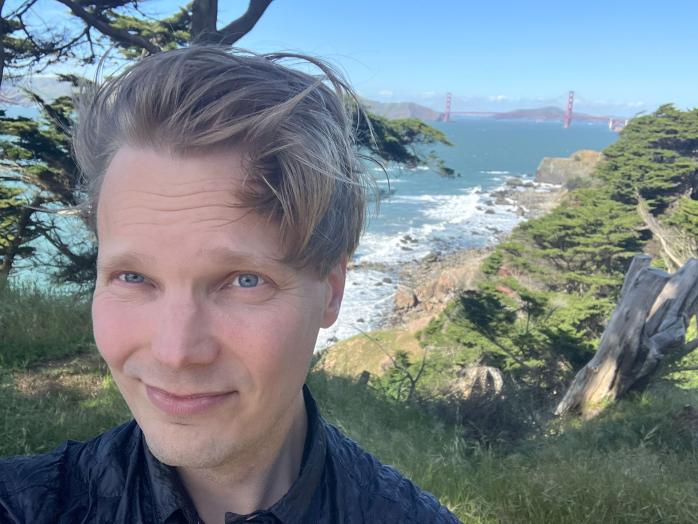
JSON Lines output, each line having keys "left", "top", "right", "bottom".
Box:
{"left": 6, "top": 0, "right": 37, "bottom": 18}
{"left": 55, "top": 0, "right": 161, "bottom": 55}
{"left": 0, "top": 0, "right": 6, "bottom": 91}
{"left": 190, "top": 0, "right": 218, "bottom": 41}
{"left": 216, "top": 0, "right": 272, "bottom": 46}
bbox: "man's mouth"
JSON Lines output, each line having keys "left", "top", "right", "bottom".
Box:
{"left": 145, "top": 384, "right": 234, "bottom": 416}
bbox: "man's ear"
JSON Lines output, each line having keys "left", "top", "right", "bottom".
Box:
{"left": 321, "top": 256, "right": 347, "bottom": 328}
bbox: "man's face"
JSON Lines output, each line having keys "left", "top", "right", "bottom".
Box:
{"left": 92, "top": 147, "right": 344, "bottom": 468}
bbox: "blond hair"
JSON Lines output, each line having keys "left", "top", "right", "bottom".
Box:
{"left": 73, "top": 46, "right": 372, "bottom": 276}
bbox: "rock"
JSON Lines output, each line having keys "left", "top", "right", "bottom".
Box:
{"left": 382, "top": 277, "right": 393, "bottom": 283}
{"left": 374, "top": 281, "right": 383, "bottom": 286}
{"left": 535, "top": 149, "right": 602, "bottom": 185}
{"left": 401, "top": 246, "right": 413, "bottom": 251}
{"left": 485, "top": 209, "right": 496, "bottom": 214}
{"left": 356, "top": 318, "right": 365, "bottom": 323}
{"left": 395, "top": 285, "right": 419, "bottom": 309}
{"left": 485, "top": 200, "right": 494, "bottom": 206}
{"left": 423, "top": 252, "right": 441, "bottom": 264}
{"left": 415, "top": 282, "right": 435, "bottom": 304}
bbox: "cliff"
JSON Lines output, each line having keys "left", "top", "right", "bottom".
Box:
{"left": 535, "top": 150, "right": 603, "bottom": 185}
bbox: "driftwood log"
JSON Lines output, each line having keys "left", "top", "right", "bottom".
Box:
{"left": 555, "top": 255, "right": 698, "bottom": 418}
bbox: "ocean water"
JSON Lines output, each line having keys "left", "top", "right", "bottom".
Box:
{"left": 315, "top": 119, "right": 618, "bottom": 350}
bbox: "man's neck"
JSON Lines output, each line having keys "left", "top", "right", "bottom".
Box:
{"left": 177, "top": 391, "right": 308, "bottom": 523}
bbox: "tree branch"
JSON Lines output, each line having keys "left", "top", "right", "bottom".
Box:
{"left": 0, "top": 0, "right": 6, "bottom": 91}
{"left": 217, "top": 0, "right": 272, "bottom": 46}
{"left": 190, "top": 0, "right": 218, "bottom": 41}
{"left": 55, "top": 0, "right": 161, "bottom": 55}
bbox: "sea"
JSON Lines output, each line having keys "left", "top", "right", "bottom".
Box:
{"left": 315, "top": 119, "right": 618, "bottom": 350}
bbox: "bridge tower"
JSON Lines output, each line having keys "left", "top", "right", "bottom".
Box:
{"left": 443, "top": 92, "right": 452, "bottom": 122}
{"left": 563, "top": 90, "right": 575, "bottom": 128}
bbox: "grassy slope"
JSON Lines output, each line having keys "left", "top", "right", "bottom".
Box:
{"left": 3, "top": 347, "right": 697, "bottom": 522}
{"left": 0, "top": 280, "right": 696, "bottom": 522}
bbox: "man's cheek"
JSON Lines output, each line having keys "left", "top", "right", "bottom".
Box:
{"left": 92, "top": 300, "right": 144, "bottom": 363}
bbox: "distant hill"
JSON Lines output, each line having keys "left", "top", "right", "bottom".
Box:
{"left": 362, "top": 99, "right": 440, "bottom": 121}
{"left": 492, "top": 106, "right": 615, "bottom": 123}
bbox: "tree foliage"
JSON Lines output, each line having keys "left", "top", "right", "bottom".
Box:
{"left": 0, "top": 84, "right": 97, "bottom": 286}
{"left": 0, "top": 1, "right": 273, "bottom": 89}
{"left": 598, "top": 104, "right": 698, "bottom": 214}
{"left": 420, "top": 105, "right": 698, "bottom": 405}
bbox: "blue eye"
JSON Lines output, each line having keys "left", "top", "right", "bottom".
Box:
{"left": 233, "top": 273, "right": 264, "bottom": 288}
{"left": 118, "top": 272, "right": 145, "bottom": 284}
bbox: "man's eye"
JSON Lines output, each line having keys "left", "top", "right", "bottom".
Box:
{"left": 232, "top": 273, "right": 265, "bottom": 288}
{"left": 118, "top": 272, "right": 146, "bottom": 284}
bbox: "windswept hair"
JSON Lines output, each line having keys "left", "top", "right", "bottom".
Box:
{"left": 73, "top": 46, "right": 373, "bottom": 276}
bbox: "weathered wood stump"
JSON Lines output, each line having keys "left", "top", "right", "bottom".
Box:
{"left": 555, "top": 255, "right": 698, "bottom": 418}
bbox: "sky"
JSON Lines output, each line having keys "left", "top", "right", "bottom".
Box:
{"left": 5, "top": 0, "right": 698, "bottom": 117}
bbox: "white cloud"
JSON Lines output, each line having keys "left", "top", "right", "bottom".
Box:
{"left": 487, "top": 95, "right": 509, "bottom": 102}
{"left": 378, "top": 89, "right": 393, "bottom": 97}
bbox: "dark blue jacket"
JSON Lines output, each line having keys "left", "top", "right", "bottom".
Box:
{"left": 0, "top": 387, "right": 461, "bottom": 523}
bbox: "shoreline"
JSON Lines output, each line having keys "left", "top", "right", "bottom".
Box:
{"left": 378, "top": 179, "right": 567, "bottom": 333}
{"left": 316, "top": 176, "right": 567, "bottom": 350}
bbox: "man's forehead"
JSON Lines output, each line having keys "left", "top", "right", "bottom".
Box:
{"left": 97, "top": 146, "right": 264, "bottom": 229}
{"left": 95, "top": 146, "right": 291, "bottom": 268}
{"left": 102, "top": 146, "right": 247, "bottom": 193}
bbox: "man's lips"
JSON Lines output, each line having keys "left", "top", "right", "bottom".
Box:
{"left": 145, "top": 385, "right": 234, "bottom": 416}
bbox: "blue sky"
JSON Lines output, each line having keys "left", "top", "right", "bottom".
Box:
{"left": 219, "top": 0, "right": 697, "bottom": 116}
{"left": 6, "top": 0, "right": 697, "bottom": 116}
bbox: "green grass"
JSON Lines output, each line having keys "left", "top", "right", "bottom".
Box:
{"left": 2, "top": 356, "right": 697, "bottom": 522}
{"left": 0, "top": 284, "right": 93, "bottom": 368}
{"left": 309, "top": 372, "right": 698, "bottom": 523}
{"left": 0, "top": 352, "right": 130, "bottom": 456}
{"left": 2, "top": 287, "right": 698, "bottom": 523}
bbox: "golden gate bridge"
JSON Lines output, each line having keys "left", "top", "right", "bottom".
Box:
{"left": 440, "top": 91, "right": 628, "bottom": 131}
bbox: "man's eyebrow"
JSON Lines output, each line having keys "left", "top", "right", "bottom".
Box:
{"left": 97, "top": 252, "right": 156, "bottom": 271}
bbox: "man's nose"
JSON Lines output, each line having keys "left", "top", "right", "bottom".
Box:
{"left": 150, "top": 293, "right": 220, "bottom": 369}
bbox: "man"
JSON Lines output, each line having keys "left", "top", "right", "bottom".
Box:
{"left": 0, "top": 46, "right": 460, "bottom": 523}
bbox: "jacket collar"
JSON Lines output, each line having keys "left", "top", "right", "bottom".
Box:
{"left": 143, "top": 384, "right": 327, "bottom": 524}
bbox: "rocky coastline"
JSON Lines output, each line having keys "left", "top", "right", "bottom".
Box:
{"left": 384, "top": 178, "right": 567, "bottom": 331}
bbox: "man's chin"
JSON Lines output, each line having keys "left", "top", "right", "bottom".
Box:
{"left": 141, "top": 422, "right": 240, "bottom": 469}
